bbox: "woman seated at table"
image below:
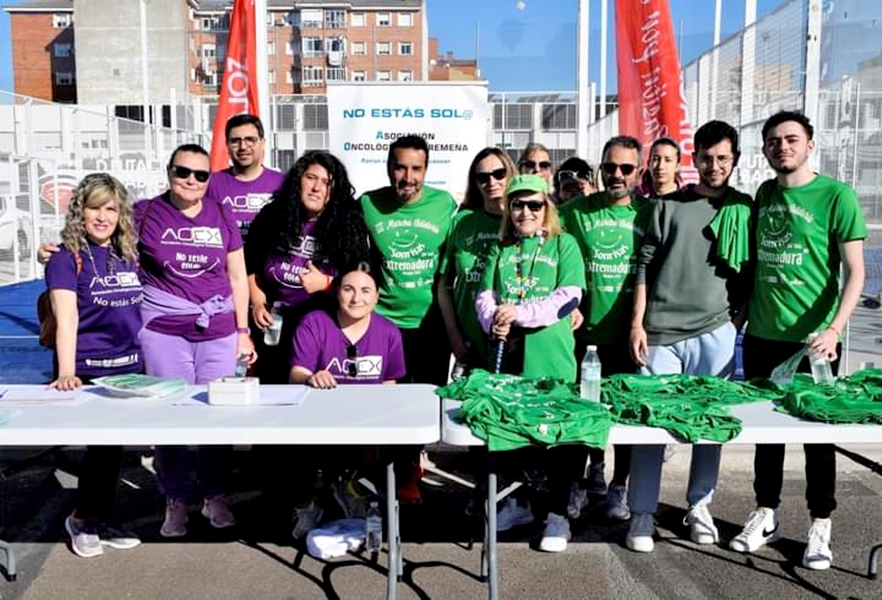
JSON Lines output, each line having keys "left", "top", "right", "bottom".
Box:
{"left": 475, "top": 174, "right": 587, "bottom": 554}
{"left": 45, "top": 173, "right": 142, "bottom": 558}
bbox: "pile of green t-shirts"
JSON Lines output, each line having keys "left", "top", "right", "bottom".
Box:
{"left": 774, "top": 369, "right": 882, "bottom": 423}
{"left": 602, "top": 374, "right": 775, "bottom": 443}
{"left": 436, "top": 369, "right": 612, "bottom": 452}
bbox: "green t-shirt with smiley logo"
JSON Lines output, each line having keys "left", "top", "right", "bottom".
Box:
{"left": 747, "top": 174, "right": 866, "bottom": 342}
{"left": 360, "top": 185, "right": 457, "bottom": 329}
{"left": 439, "top": 208, "right": 502, "bottom": 359}
{"left": 559, "top": 192, "right": 652, "bottom": 345}
{"left": 480, "top": 232, "right": 586, "bottom": 382}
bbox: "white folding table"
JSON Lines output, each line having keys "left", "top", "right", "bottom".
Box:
{"left": 0, "top": 384, "right": 440, "bottom": 600}
{"left": 442, "top": 398, "right": 882, "bottom": 600}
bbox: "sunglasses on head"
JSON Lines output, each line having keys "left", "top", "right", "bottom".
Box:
{"left": 475, "top": 168, "right": 507, "bottom": 185}
{"left": 346, "top": 343, "right": 358, "bottom": 377}
{"left": 600, "top": 162, "right": 637, "bottom": 177}
{"left": 171, "top": 165, "right": 210, "bottom": 183}
{"left": 510, "top": 199, "right": 546, "bottom": 212}
{"left": 520, "top": 160, "right": 552, "bottom": 171}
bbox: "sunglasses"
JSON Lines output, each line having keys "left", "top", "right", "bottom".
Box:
{"left": 227, "top": 135, "right": 261, "bottom": 147}
{"left": 520, "top": 160, "right": 552, "bottom": 172}
{"left": 171, "top": 165, "right": 211, "bottom": 183}
{"left": 346, "top": 343, "right": 358, "bottom": 377}
{"left": 475, "top": 168, "right": 507, "bottom": 185}
{"left": 510, "top": 199, "right": 546, "bottom": 212}
{"left": 601, "top": 162, "right": 637, "bottom": 177}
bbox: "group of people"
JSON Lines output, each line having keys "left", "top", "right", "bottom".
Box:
{"left": 41, "top": 109, "right": 864, "bottom": 573}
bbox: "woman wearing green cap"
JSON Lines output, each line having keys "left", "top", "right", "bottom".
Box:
{"left": 475, "top": 173, "right": 587, "bottom": 553}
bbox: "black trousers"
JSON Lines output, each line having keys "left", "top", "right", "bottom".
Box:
{"left": 76, "top": 446, "right": 125, "bottom": 520}
{"left": 743, "top": 334, "right": 839, "bottom": 519}
{"left": 398, "top": 304, "right": 451, "bottom": 386}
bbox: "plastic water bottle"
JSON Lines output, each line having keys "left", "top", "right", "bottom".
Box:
{"left": 365, "top": 500, "right": 383, "bottom": 553}
{"left": 450, "top": 359, "right": 468, "bottom": 381}
{"left": 234, "top": 353, "right": 249, "bottom": 377}
{"left": 580, "top": 345, "right": 602, "bottom": 402}
{"left": 264, "top": 302, "right": 284, "bottom": 347}
{"left": 806, "top": 333, "right": 834, "bottom": 384}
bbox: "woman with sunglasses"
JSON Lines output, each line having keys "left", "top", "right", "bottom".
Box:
{"left": 517, "top": 143, "right": 554, "bottom": 187}
{"left": 638, "top": 137, "right": 682, "bottom": 198}
{"left": 553, "top": 156, "right": 597, "bottom": 205}
{"left": 438, "top": 148, "right": 515, "bottom": 376}
{"left": 476, "top": 174, "right": 587, "bottom": 553}
{"left": 46, "top": 173, "right": 143, "bottom": 558}
{"left": 136, "top": 143, "right": 255, "bottom": 538}
{"left": 245, "top": 151, "right": 370, "bottom": 384}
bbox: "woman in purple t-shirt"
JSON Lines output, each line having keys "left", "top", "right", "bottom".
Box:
{"left": 136, "top": 144, "right": 255, "bottom": 538}
{"left": 45, "top": 173, "right": 142, "bottom": 558}
{"left": 246, "top": 151, "right": 370, "bottom": 384}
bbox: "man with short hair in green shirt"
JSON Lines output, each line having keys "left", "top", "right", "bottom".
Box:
{"left": 730, "top": 111, "right": 866, "bottom": 571}
{"left": 559, "top": 135, "right": 651, "bottom": 523}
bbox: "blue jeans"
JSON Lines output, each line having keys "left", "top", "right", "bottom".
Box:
{"left": 141, "top": 329, "right": 237, "bottom": 501}
{"left": 628, "top": 321, "right": 736, "bottom": 515}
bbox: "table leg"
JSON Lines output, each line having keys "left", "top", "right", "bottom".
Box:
{"left": 0, "top": 541, "right": 16, "bottom": 581}
{"left": 487, "top": 469, "right": 498, "bottom": 600}
{"left": 868, "top": 543, "right": 882, "bottom": 579}
{"left": 386, "top": 461, "right": 399, "bottom": 600}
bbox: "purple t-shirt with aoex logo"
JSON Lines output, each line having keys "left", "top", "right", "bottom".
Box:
{"left": 206, "top": 167, "right": 284, "bottom": 240}
{"left": 262, "top": 219, "right": 333, "bottom": 308}
{"left": 135, "top": 194, "right": 242, "bottom": 340}
{"left": 45, "top": 244, "right": 143, "bottom": 378}
{"left": 290, "top": 309, "right": 407, "bottom": 384}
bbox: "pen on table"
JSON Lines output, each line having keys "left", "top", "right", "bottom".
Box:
{"left": 0, "top": 389, "right": 7, "bottom": 399}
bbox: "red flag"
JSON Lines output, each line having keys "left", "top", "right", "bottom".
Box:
{"left": 615, "top": 0, "right": 697, "bottom": 182}
{"left": 210, "top": 0, "right": 260, "bottom": 172}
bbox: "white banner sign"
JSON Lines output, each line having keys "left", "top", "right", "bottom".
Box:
{"left": 327, "top": 82, "right": 490, "bottom": 201}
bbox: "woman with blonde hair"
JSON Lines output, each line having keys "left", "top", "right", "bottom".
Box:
{"left": 45, "top": 172, "right": 142, "bottom": 557}
{"left": 438, "top": 147, "right": 515, "bottom": 375}
{"left": 475, "top": 174, "right": 587, "bottom": 553}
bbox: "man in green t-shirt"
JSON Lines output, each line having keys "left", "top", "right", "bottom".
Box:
{"left": 730, "top": 111, "right": 866, "bottom": 571}
{"left": 627, "top": 121, "right": 753, "bottom": 553}
{"left": 360, "top": 135, "right": 457, "bottom": 386}
{"left": 559, "top": 135, "right": 651, "bottom": 523}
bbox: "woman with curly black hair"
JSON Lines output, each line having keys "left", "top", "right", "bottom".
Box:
{"left": 245, "top": 151, "right": 371, "bottom": 383}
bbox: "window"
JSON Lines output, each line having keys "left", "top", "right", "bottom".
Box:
{"left": 53, "top": 43, "right": 72, "bottom": 58}
{"left": 303, "top": 37, "right": 323, "bottom": 57}
{"left": 542, "top": 104, "right": 577, "bottom": 130}
{"left": 327, "top": 67, "right": 346, "bottom": 82}
{"left": 267, "top": 41, "right": 275, "bottom": 55}
{"left": 353, "top": 70, "right": 366, "bottom": 81}
{"left": 351, "top": 41, "right": 366, "bottom": 56}
{"left": 286, "top": 70, "right": 294, "bottom": 84}
{"left": 376, "top": 70, "right": 391, "bottom": 81}
{"left": 351, "top": 12, "right": 365, "bottom": 27}
{"left": 398, "top": 13, "right": 413, "bottom": 27}
{"left": 268, "top": 69, "right": 276, "bottom": 84}
{"left": 201, "top": 44, "right": 216, "bottom": 59}
{"left": 300, "top": 8, "right": 323, "bottom": 28}
{"left": 377, "top": 13, "right": 391, "bottom": 27}
{"left": 376, "top": 42, "right": 391, "bottom": 56}
{"left": 399, "top": 42, "right": 413, "bottom": 56}
{"left": 325, "top": 9, "right": 346, "bottom": 29}
{"left": 55, "top": 71, "right": 74, "bottom": 86}
{"left": 52, "top": 13, "right": 72, "bottom": 28}
{"left": 303, "top": 66, "right": 324, "bottom": 87}
{"left": 286, "top": 40, "right": 296, "bottom": 55}
{"left": 398, "top": 70, "right": 413, "bottom": 81}
{"left": 304, "top": 104, "right": 328, "bottom": 130}
{"left": 326, "top": 38, "right": 345, "bottom": 53}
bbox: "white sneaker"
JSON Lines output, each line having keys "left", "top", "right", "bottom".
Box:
{"left": 802, "top": 518, "right": 833, "bottom": 570}
{"left": 684, "top": 505, "right": 719, "bottom": 544}
{"left": 538, "top": 512, "right": 571, "bottom": 553}
{"left": 626, "top": 512, "right": 655, "bottom": 553}
{"left": 496, "top": 498, "right": 534, "bottom": 532}
{"left": 567, "top": 484, "right": 588, "bottom": 520}
{"left": 606, "top": 483, "right": 631, "bottom": 521}
{"left": 729, "top": 507, "right": 781, "bottom": 553}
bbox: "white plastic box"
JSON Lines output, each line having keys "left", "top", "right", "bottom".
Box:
{"left": 208, "top": 377, "right": 260, "bottom": 406}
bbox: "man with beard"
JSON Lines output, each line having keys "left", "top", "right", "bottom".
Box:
{"left": 729, "top": 111, "right": 865, "bottom": 570}
{"left": 626, "top": 121, "right": 753, "bottom": 552}
{"left": 207, "top": 114, "right": 284, "bottom": 241}
{"left": 360, "top": 135, "right": 457, "bottom": 501}
{"left": 559, "top": 135, "right": 651, "bottom": 524}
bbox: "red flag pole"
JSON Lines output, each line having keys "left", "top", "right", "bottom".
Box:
{"left": 209, "top": 0, "right": 260, "bottom": 172}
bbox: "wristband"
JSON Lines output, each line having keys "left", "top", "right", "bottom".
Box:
{"left": 827, "top": 324, "right": 841, "bottom": 335}
{"left": 236, "top": 327, "right": 250, "bottom": 334}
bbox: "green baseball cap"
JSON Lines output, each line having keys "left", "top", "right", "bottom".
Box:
{"left": 506, "top": 174, "right": 548, "bottom": 197}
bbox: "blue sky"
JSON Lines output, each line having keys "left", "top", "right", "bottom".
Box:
{"left": 0, "top": 0, "right": 787, "bottom": 94}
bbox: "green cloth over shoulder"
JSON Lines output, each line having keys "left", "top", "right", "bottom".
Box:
{"left": 706, "top": 189, "right": 754, "bottom": 273}
{"left": 437, "top": 369, "right": 612, "bottom": 452}
{"left": 603, "top": 374, "right": 774, "bottom": 443}
{"left": 775, "top": 369, "right": 882, "bottom": 424}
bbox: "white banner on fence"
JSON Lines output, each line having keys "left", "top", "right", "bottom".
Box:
{"left": 327, "top": 82, "right": 490, "bottom": 201}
